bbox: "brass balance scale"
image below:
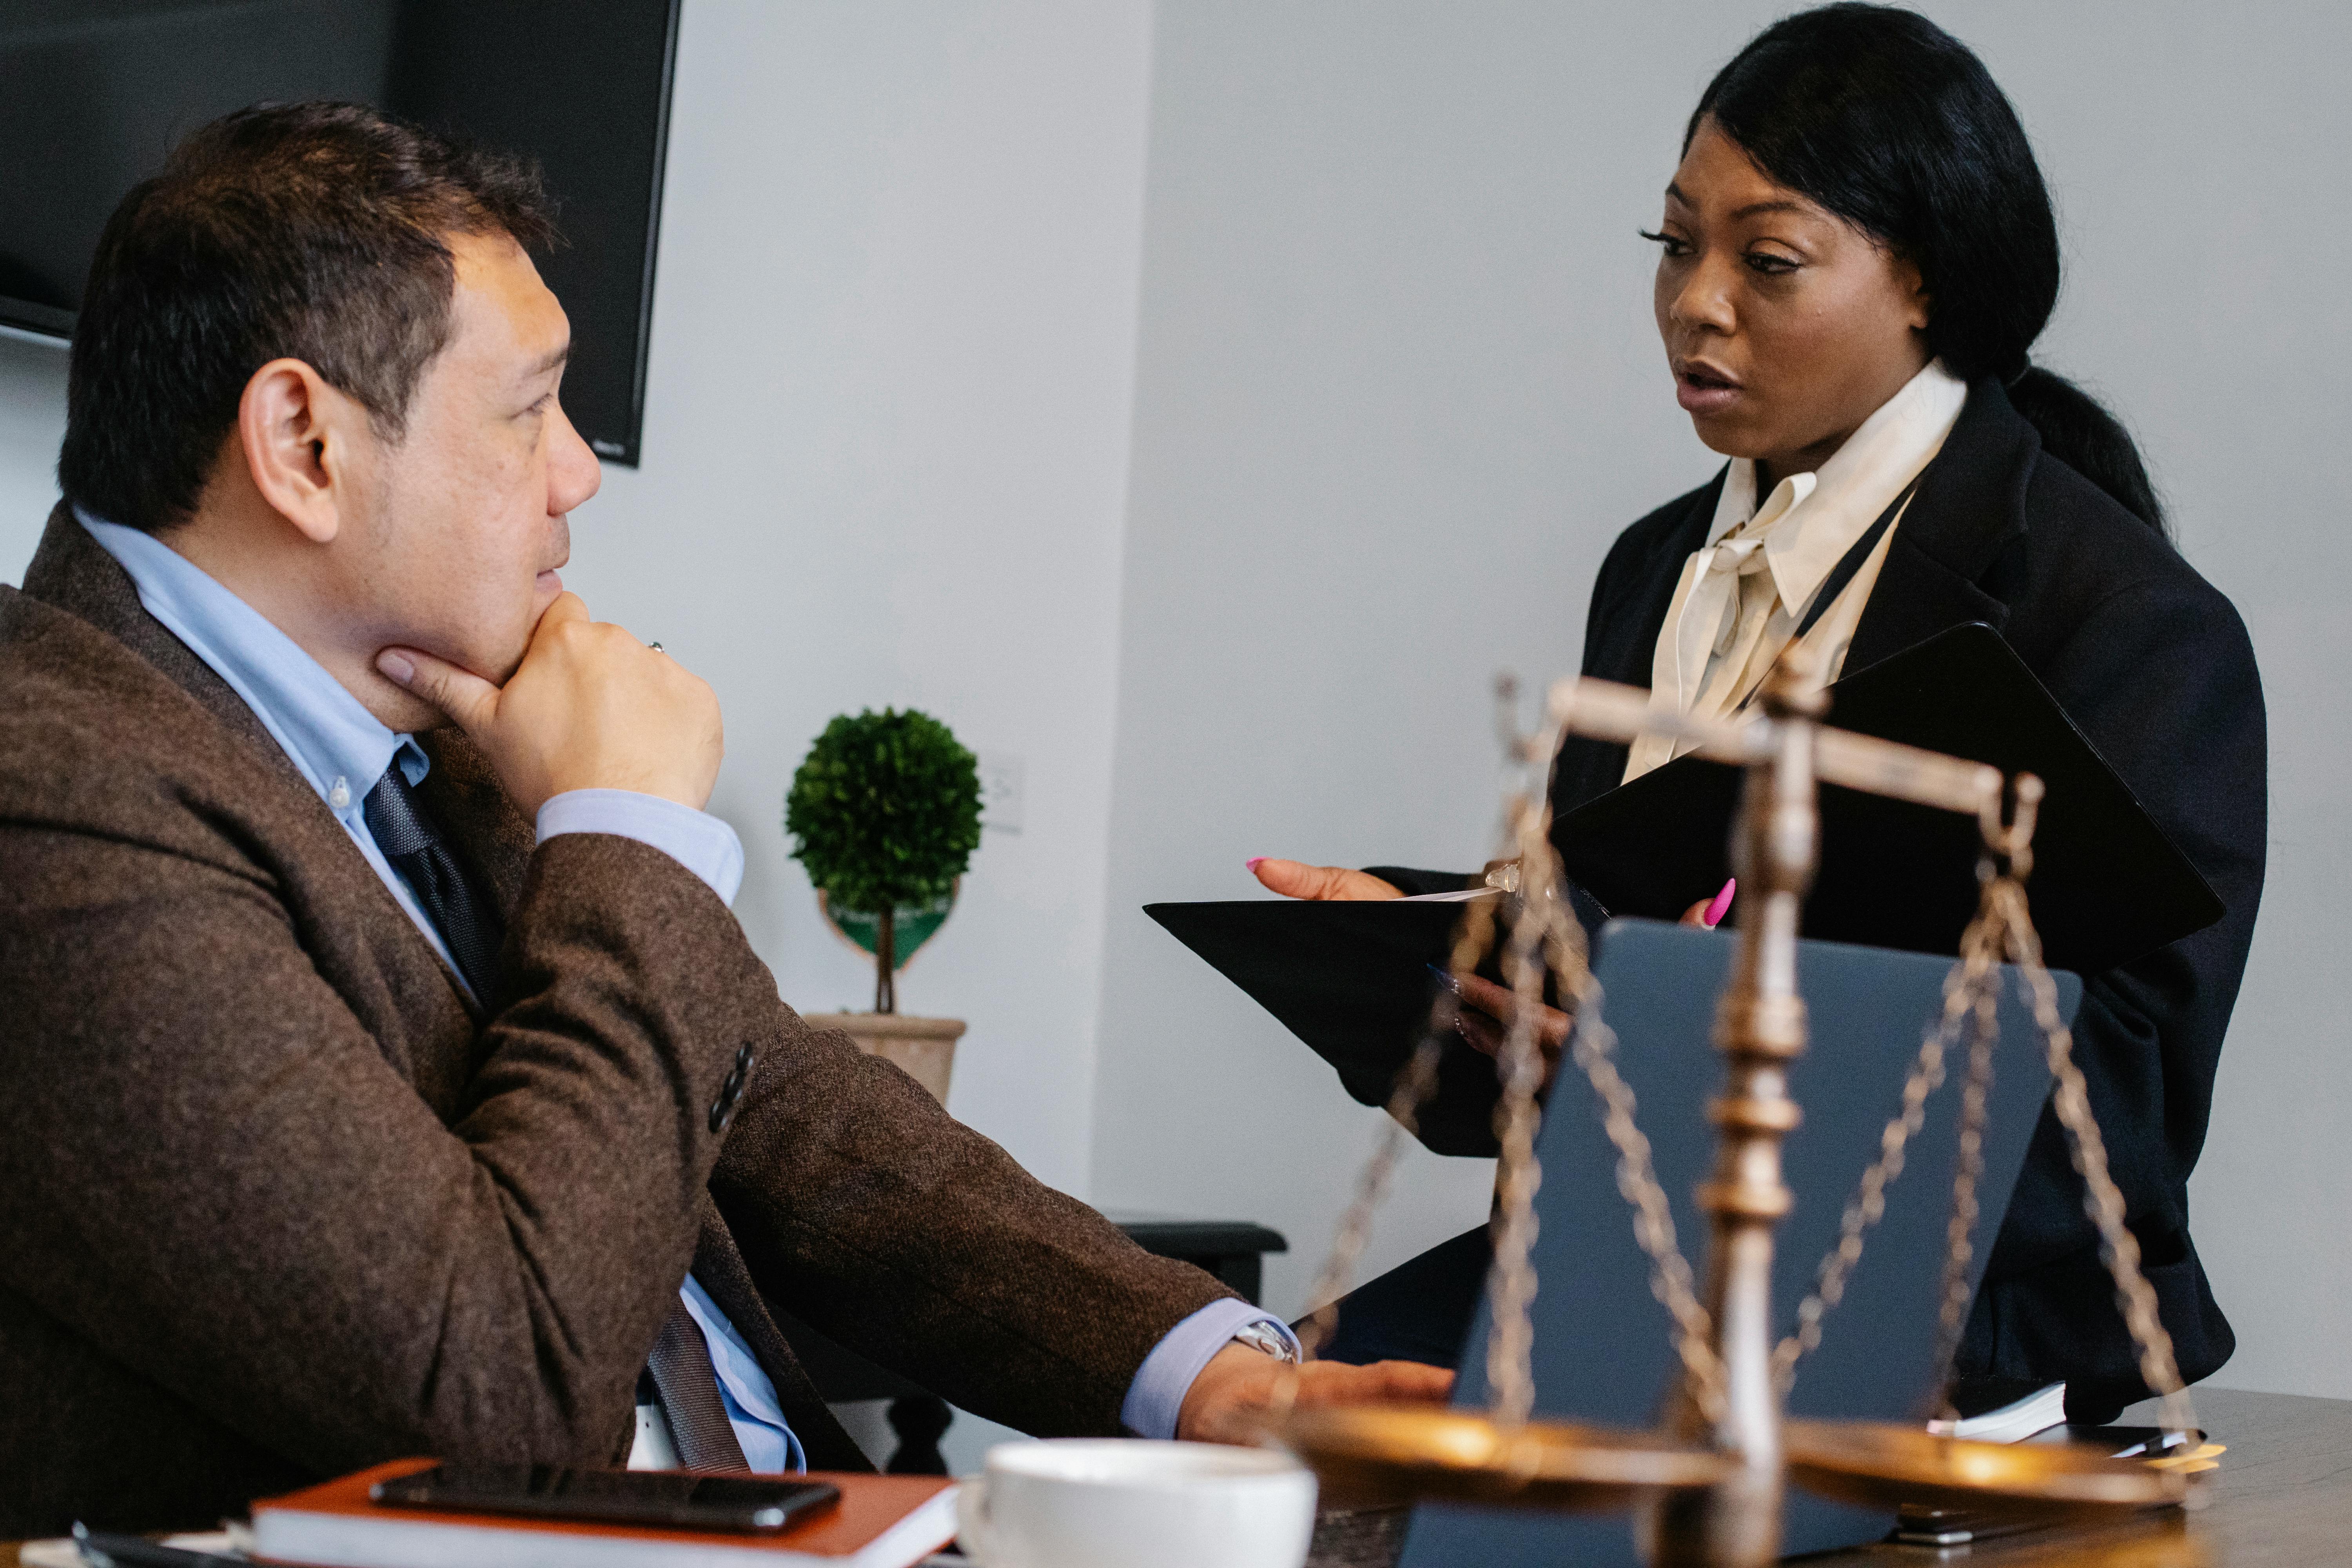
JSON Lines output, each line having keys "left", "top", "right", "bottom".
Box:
{"left": 1265, "top": 660, "right": 2223, "bottom": 1566}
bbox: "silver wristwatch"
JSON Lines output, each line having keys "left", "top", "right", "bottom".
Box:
{"left": 1230, "top": 1320, "right": 1300, "bottom": 1363}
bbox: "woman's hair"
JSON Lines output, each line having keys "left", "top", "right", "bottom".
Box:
{"left": 1690, "top": 4, "right": 2166, "bottom": 537}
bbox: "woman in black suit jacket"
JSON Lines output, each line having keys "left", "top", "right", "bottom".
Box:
{"left": 1256, "top": 4, "right": 2265, "bottom": 1423}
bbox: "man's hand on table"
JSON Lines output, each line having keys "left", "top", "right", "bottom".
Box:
{"left": 1177, "top": 1342, "right": 1454, "bottom": 1446}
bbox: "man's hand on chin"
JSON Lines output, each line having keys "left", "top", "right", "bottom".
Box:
{"left": 376, "top": 591, "right": 725, "bottom": 817}
{"left": 1176, "top": 1343, "right": 1455, "bottom": 1446}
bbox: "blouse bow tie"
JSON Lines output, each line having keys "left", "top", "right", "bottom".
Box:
{"left": 1666, "top": 470, "right": 1817, "bottom": 712}
{"left": 1692, "top": 534, "right": 1775, "bottom": 655}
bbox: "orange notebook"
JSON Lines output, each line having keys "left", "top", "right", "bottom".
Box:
{"left": 248, "top": 1458, "right": 959, "bottom": 1568}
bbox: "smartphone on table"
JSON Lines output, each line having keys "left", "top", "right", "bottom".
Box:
{"left": 370, "top": 1463, "right": 840, "bottom": 1534}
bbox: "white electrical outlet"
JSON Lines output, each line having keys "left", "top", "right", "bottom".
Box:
{"left": 979, "top": 752, "right": 1024, "bottom": 834}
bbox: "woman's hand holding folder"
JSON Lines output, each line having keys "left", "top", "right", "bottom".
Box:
{"left": 1245, "top": 856, "right": 1404, "bottom": 902}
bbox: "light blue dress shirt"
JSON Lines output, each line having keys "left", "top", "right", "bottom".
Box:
{"left": 681, "top": 1274, "right": 805, "bottom": 1473}
{"left": 79, "top": 510, "right": 1287, "bottom": 1466}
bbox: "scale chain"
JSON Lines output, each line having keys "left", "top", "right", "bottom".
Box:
{"left": 1923, "top": 930, "right": 2002, "bottom": 1416}
{"left": 1469, "top": 777, "right": 1734, "bottom": 1431}
{"left": 1768, "top": 784, "right": 2200, "bottom": 1442}
{"left": 1771, "top": 883, "right": 2005, "bottom": 1396}
{"left": 1484, "top": 782, "right": 1572, "bottom": 1428}
{"left": 1994, "top": 879, "right": 2198, "bottom": 1440}
{"left": 1479, "top": 671, "right": 1730, "bottom": 1432}
{"left": 1330, "top": 749, "right": 1733, "bottom": 1433}
{"left": 1567, "top": 992, "right": 1730, "bottom": 1424}
{"left": 1284, "top": 1036, "right": 1444, "bottom": 1379}
{"left": 1524, "top": 869, "right": 1729, "bottom": 1426}
{"left": 1984, "top": 785, "right": 2197, "bottom": 1440}
{"left": 1282, "top": 886, "right": 1505, "bottom": 1400}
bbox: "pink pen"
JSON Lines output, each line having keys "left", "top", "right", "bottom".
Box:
{"left": 1703, "top": 877, "right": 1737, "bottom": 928}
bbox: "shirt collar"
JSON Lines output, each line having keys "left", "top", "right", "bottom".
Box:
{"left": 74, "top": 508, "right": 426, "bottom": 824}
{"left": 1702, "top": 358, "right": 1969, "bottom": 614}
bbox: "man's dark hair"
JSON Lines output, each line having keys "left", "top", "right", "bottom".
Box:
{"left": 58, "top": 102, "right": 559, "bottom": 534}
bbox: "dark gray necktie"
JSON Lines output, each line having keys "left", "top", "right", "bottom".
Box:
{"left": 647, "top": 1301, "right": 753, "bottom": 1474}
{"left": 363, "top": 763, "right": 505, "bottom": 1001}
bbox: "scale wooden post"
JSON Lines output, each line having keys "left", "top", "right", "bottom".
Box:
{"left": 1648, "top": 668, "right": 1824, "bottom": 1567}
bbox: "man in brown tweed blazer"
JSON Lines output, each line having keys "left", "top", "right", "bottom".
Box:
{"left": 0, "top": 105, "right": 1445, "bottom": 1537}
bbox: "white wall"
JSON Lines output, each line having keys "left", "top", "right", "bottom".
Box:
{"left": 562, "top": 0, "right": 1154, "bottom": 1195}
{"left": 1087, "top": 2, "right": 1652, "bottom": 1316}
{"left": 1089, "top": 0, "right": 2352, "bottom": 1399}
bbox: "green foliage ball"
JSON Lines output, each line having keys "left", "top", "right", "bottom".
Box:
{"left": 785, "top": 708, "right": 982, "bottom": 916}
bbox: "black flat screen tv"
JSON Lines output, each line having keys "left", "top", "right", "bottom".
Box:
{"left": 0, "top": 0, "right": 679, "bottom": 466}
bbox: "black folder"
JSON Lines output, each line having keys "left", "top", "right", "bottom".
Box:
{"left": 1144, "top": 624, "right": 2220, "bottom": 1095}
{"left": 1144, "top": 896, "right": 1485, "bottom": 1122}
{"left": 1554, "top": 621, "right": 2220, "bottom": 977}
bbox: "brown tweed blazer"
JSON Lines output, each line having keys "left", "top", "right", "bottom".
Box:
{"left": 0, "top": 505, "right": 1232, "bottom": 1537}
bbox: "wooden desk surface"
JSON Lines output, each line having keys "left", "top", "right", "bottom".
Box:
{"left": 1301, "top": 1386, "right": 2352, "bottom": 1568}
{"left": 11, "top": 1387, "right": 2346, "bottom": 1566}
{"left": 1815, "top": 1386, "right": 2352, "bottom": 1567}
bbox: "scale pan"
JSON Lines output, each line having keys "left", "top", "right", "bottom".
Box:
{"left": 1785, "top": 1419, "right": 2190, "bottom": 1517}
{"left": 1274, "top": 1403, "right": 1733, "bottom": 1512}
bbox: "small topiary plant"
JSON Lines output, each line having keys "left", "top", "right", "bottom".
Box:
{"left": 785, "top": 708, "right": 982, "bottom": 1014}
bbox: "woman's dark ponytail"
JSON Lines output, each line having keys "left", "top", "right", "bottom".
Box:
{"left": 1692, "top": 4, "right": 2169, "bottom": 539}
{"left": 2004, "top": 368, "right": 2165, "bottom": 534}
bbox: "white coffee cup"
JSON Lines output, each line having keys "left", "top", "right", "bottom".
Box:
{"left": 956, "top": 1438, "right": 1317, "bottom": 1568}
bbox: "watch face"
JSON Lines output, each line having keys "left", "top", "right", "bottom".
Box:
{"left": 1234, "top": 1322, "right": 1299, "bottom": 1363}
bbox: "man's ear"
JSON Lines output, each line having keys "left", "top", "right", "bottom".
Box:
{"left": 238, "top": 358, "right": 366, "bottom": 545}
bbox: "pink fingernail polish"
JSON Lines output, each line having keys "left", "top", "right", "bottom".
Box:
{"left": 1245, "top": 857, "right": 1266, "bottom": 872}
{"left": 1704, "top": 878, "right": 1736, "bottom": 928}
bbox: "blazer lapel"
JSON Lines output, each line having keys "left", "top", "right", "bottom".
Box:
{"left": 690, "top": 1202, "right": 875, "bottom": 1473}
{"left": 18, "top": 504, "right": 485, "bottom": 1026}
{"left": 22, "top": 503, "right": 302, "bottom": 787}
{"left": 1555, "top": 474, "right": 1721, "bottom": 811}
{"left": 1842, "top": 378, "right": 2035, "bottom": 672}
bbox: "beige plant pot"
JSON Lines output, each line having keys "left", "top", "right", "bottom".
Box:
{"left": 803, "top": 1012, "right": 967, "bottom": 1107}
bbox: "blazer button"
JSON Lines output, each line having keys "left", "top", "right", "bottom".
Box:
{"left": 708, "top": 1043, "right": 756, "bottom": 1134}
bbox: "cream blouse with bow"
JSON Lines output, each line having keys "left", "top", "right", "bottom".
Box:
{"left": 1623, "top": 359, "right": 1968, "bottom": 782}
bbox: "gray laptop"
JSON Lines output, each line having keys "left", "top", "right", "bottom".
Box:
{"left": 1399, "top": 918, "right": 2080, "bottom": 1566}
